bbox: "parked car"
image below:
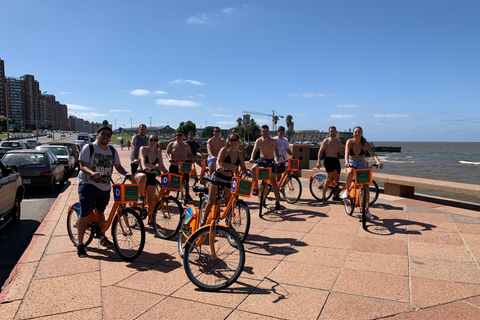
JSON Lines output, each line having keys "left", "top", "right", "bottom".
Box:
{"left": 77, "top": 132, "right": 90, "bottom": 144}
{"left": 26, "top": 140, "right": 42, "bottom": 149}
{"left": 89, "top": 134, "right": 96, "bottom": 142}
{"left": 0, "top": 160, "right": 24, "bottom": 230}
{"left": 49, "top": 142, "right": 79, "bottom": 168}
{"left": 35, "top": 145, "right": 75, "bottom": 177}
{"left": 46, "top": 134, "right": 52, "bottom": 138}
{"left": 2, "top": 150, "right": 65, "bottom": 194}
{"left": 0, "top": 141, "right": 29, "bottom": 158}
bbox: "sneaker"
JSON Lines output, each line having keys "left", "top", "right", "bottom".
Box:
{"left": 342, "top": 190, "right": 349, "bottom": 199}
{"left": 332, "top": 196, "right": 342, "bottom": 201}
{"left": 77, "top": 244, "right": 87, "bottom": 258}
{"left": 322, "top": 197, "right": 328, "bottom": 205}
{"left": 366, "top": 211, "right": 375, "bottom": 221}
{"left": 137, "top": 196, "right": 144, "bottom": 206}
{"left": 100, "top": 236, "right": 114, "bottom": 248}
{"left": 275, "top": 201, "right": 281, "bottom": 210}
{"left": 252, "top": 188, "right": 258, "bottom": 196}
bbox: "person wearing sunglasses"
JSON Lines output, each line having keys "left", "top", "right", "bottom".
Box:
{"left": 207, "top": 127, "right": 224, "bottom": 174}
{"left": 134, "top": 135, "right": 168, "bottom": 220}
{"left": 76, "top": 125, "right": 134, "bottom": 257}
{"left": 202, "top": 132, "right": 249, "bottom": 224}
{"left": 166, "top": 130, "right": 194, "bottom": 200}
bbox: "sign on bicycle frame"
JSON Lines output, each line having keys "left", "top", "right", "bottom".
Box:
{"left": 178, "top": 162, "right": 192, "bottom": 173}
{"left": 113, "top": 184, "right": 140, "bottom": 203}
{"left": 257, "top": 167, "right": 272, "bottom": 180}
{"left": 154, "top": 166, "right": 162, "bottom": 177}
{"left": 161, "top": 173, "right": 183, "bottom": 191}
{"left": 354, "top": 169, "right": 373, "bottom": 184}
{"left": 231, "top": 177, "right": 254, "bottom": 197}
{"left": 284, "top": 159, "right": 299, "bottom": 171}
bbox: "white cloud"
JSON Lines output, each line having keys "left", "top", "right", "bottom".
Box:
{"left": 155, "top": 99, "right": 201, "bottom": 107}
{"left": 154, "top": 90, "right": 167, "bottom": 95}
{"left": 78, "top": 112, "right": 108, "bottom": 120}
{"left": 187, "top": 13, "right": 212, "bottom": 25}
{"left": 109, "top": 109, "right": 131, "bottom": 113}
{"left": 223, "top": 7, "right": 235, "bottom": 15}
{"left": 168, "top": 79, "right": 205, "bottom": 86}
{"left": 130, "top": 89, "right": 152, "bottom": 96}
{"left": 338, "top": 104, "right": 360, "bottom": 108}
{"left": 59, "top": 91, "right": 71, "bottom": 95}
{"left": 331, "top": 114, "right": 355, "bottom": 118}
{"left": 216, "top": 121, "right": 236, "bottom": 126}
{"left": 373, "top": 114, "right": 412, "bottom": 118}
{"left": 66, "top": 103, "right": 93, "bottom": 111}
{"left": 212, "top": 114, "right": 233, "bottom": 117}
{"left": 295, "top": 113, "right": 307, "bottom": 116}
{"left": 289, "top": 93, "right": 326, "bottom": 97}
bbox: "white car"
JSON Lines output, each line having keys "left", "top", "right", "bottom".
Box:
{"left": 36, "top": 145, "right": 76, "bottom": 177}
{"left": 26, "top": 140, "right": 41, "bottom": 149}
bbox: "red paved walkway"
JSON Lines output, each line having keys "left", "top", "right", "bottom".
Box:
{"left": 2, "top": 146, "right": 480, "bottom": 319}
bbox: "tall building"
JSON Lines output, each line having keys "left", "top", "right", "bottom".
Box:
{"left": 6, "top": 77, "right": 25, "bottom": 126}
{"left": 0, "top": 59, "right": 7, "bottom": 126}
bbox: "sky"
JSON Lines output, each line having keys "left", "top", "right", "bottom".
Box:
{"left": 1, "top": 0, "right": 479, "bottom": 142}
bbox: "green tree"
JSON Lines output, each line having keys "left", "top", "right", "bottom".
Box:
{"left": 244, "top": 119, "right": 261, "bottom": 142}
{"left": 202, "top": 126, "right": 215, "bottom": 138}
{"left": 177, "top": 120, "right": 196, "bottom": 135}
{"left": 285, "top": 115, "right": 294, "bottom": 140}
{"left": 102, "top": 120, "right": 109, "bottom": 126}
{"left": 236, "top": 117, "right": 243, "bottom": 127}
{"left": 272, "top": 115, "right": 279, "bottom": 131}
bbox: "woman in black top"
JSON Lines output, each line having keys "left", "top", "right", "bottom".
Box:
{"left": 202, "top": 133, "right": 249, "bottom": 224}
{"left": 135, "top": 134, "right": 167, "bottom": 224}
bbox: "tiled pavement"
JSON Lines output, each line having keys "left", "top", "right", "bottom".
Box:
{"left": 2, "top": 147, "right": 480, "bottom": 319}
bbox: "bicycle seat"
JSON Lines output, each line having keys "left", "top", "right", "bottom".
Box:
{"left": 193, "top": 186, "right": 209, "bottom": 194}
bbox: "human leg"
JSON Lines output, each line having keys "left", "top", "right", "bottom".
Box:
{"left": 135, "top": 172, "right": 147, "bottom": 204}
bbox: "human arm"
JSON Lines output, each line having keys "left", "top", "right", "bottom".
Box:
{"left": 216, "top": 148, "right": 227, "bottom": 171}
{"left": 344, "top": 139, "right": 352, "bottom": 167}
{"left": 138, "top": 146, "right": 147, "bottom": 171}
{"left": 316, "top": 140, "right": 327, "bottom": 169}
{"left": 365, "top": 143, "right": 383, "bottom": 169}
{"left": 249, "top": 139, "right": 259, "bottom": 163}
{"left": 165, "top": 142, "right": 173, "bottom": 161}
{"left": 130, "top": 135, "right": 138, "bottom": 162}
{"left": 207, "top": 139, "right": 215, "bottom": 159}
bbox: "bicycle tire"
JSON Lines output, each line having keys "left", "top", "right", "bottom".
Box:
{"left": 225, "top": 200, "right": 250, "bottom": 242}
{"left": 111, "top": 208, "right": 145, "bottom": 261}
{"left": 178, "top": 213, "right": 193, "bottom": 259}
{"left": 259, "top": 183, "right": 266, "bottom": 217}
{"left": 152, "top": 196, "right": 183, "bottom": 239}
{"left": 183, "top": 225, "right": 245, "bottom": 291}
{"left": 361, "top": 189, "right": 367, "bottom": 230}
{"left": 369, "top": 180, "right": 379, "bottom": 206}
{"left": 281, "top": 175, "right": 302, "bottom": 204}
{"left": 66, "top": 208, "right": 94, "bottom": 247}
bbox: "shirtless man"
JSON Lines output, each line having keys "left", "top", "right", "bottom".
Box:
{"left": 166, "top": 131, "right": 193, "bottom": 202}
{"left": 130, "top": 124, "right": 148, "bottom": 175}
{"left": 207, "top": 127, "right": 224, "bottom": 174}
{"left": 249, "top": 125, "right": 281, "bottom": 210}
{"left": 316, "top": 126, "right": 344, "bottom": 204}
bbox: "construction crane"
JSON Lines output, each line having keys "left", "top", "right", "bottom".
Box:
{"left": 242, "top": 110, "right": 284, "bottom": 132}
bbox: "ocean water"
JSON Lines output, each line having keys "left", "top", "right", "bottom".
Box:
{"left": 310, "top": 142, "right": 480, "bottom": 204}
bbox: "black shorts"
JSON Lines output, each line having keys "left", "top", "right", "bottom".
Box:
{"left": 324, "top": 157, "right": 341, "bottom": 173}
{"left": 276, "top": 163, "right": 285, "bottom": 174}
{"left": 256, "top": 158, "right": 277, "bottom": 173}
{"left": 136, "top": 171, "right": 157, "bottom": 186}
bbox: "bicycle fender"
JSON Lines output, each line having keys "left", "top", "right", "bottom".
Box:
{"left": 312, "top": 173, "right": 326, "bottom": 183}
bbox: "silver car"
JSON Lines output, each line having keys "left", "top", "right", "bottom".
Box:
{"left": 36, "top": 145, "right": 76, "bottom": 177}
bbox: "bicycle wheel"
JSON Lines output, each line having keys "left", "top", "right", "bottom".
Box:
{"left": 66, "top": 208, "right": 94, "bottom": 247}
{"left": 361, "top": 189, "right": 368, "bottom": 230}
{"left": 369, "top": 180, "right": 379, "bottom": 206}
{"left": 152, "top": 196, "right": 183, "bottom": 239}
{"left": 259, "top": 183, "right": 266, "bottom": 217}
{"left": 281, "top": 175, "right": 302, "bottom": 204}
{"left": 225, "top": 200, "right": 250, "bottom": 242}
{"left": 183, "top": 225, "right": 245, "bottom": 291}
{"left": 111, "top": 208, "right": 145, "bottom": 261}
{"left": 178, "top": 211, "right": 194, "bottom": 259}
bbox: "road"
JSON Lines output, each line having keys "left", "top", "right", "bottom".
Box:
{"left": 0, "top": 134, "right": 78, "bottom": 290}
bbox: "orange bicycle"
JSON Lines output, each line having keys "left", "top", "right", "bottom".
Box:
{"left": 66, "top": 177, "right": 145, "bottom": 261}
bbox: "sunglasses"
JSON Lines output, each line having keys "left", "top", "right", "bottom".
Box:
{"left": 176, "top": 134, "right": 183, "bottom": 136}
{"left": 99, "top": 132, "right": 112, "bottom": 138}
{"left": 150, "top": 138, "right": 158, "bottom": 142}
{"left": 230, "top": 138, "right": 238, "bottom": 142}
{"left": 214, "top": 130, "right": 221, "bottom": 133}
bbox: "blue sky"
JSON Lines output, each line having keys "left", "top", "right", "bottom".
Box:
{"left": 1, "top": 0, "right": 479, "bottom": 141}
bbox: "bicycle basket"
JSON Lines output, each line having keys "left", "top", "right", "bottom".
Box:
{"left": 257, "top": 167, "right": 272, "bottom": 180}
{"left": 178, "top": 162, "right": 192, "bottom": 173}
{"left": 113, "top": 184, "right": 140, "bottom": 203}
{"left": 161, "top": 173, "right": 183, "bottom": 191}
{"left": 231, "top": 177, "right": 254, "bottom": 197}
{"left": 354, "top": 169, "right": 373, "bottom": 184}
{"left": 284, "top": 159, "right": 299, "bottom": 171}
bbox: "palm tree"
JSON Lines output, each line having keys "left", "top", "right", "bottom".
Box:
{"left": 285, "top": 115, "right": 293, "bottom": 130}
{"left": 102, "top": 120, "right": 109, "bottom": 126}
{"left": 236, "top": 117, "right": 243, "bottom": 128}
{"left": 272, "top": 115, "right": 279, "bottom": 132}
